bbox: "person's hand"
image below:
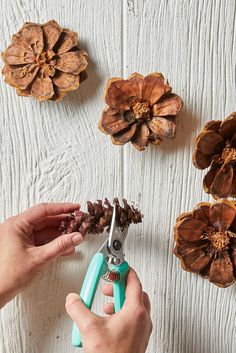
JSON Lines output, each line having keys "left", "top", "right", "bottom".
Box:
{"left": 66, "top": 269, "right": 152, "bottom": 353}
{"left": 0, "top": 203, "right": 83, "bottom": 309}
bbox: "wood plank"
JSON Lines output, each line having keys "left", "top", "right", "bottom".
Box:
{"left": 0, "top": 1, "right": 123, "bottom": 352}
{"left": 123, "top": 1, "right": 236, "bottom": 353}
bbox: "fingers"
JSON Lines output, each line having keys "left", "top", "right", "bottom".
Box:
{"left": 102, "top": 283, "right": 113, "bottom": 297}
{"left": 103, "top": 302, "right": 114, "bottom": 315}
{"left": 33, "top": 232, "right": 83, "bottom": 263}
{"left": 124, "top": 268, "right": 143, "bottom": 306}
{"left": 66, "top": 293, "right": 99, "bottom": 333}
{"left": 21, "top": 203, "right": 80, "bottom": 225}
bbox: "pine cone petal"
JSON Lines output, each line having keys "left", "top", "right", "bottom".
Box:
{"left": 53, "top": 71, "right": 80, "bottom": 91}
{"left": 127, "top": 72, "right": 144, "bottom": 100}
{"left": 54, "top": 51, "right": 87, "bottom": 75}
{"left": 112, "top": 123, "right": 137, "bottom": 145}
{"left": 180, "top": 246, "right": 214, "bottom": 273}
{"left": 131, "top": 124, "right": 150, "bottom": 151}
{"left": 31, "top": 75, "right": 54, "bottom": 101}
{"left": 3, "top": 64, "right": 39, "bottom": 90}
{"left": 210, "top": 165, "right": 233, "bottom": 199}
{"left": 148, "top": 117, "right": 176, "bottom": 140}
{"left": 42, "top": 20, "right": 62, "bottom": 51}
{"left": 175, "top": 217, "right": 206, "bottom": 242}
{"left": 153, "top": 93, "right": 183, "bottom": 116}
{"left": 100, "top": 108, "right": 133, "bottom": 135}
{"left": 2, "top": 44, "right": 35, "bottom": 65}
{"left": 195, "top": 130, "right": 224, "bottom": 155}
{"left": 142, "top": 73, "right": 171, "bottom": 105}
{"left": 105, "top": 78, "right": 134, "bottom": 111}
{"left": 56, "top": 30, "right": 79, "bottom": 54}
{"left": 219, "top": 113, "right": 236, "bottom": 139}
{"left": 17, "top": 23, "right": 44, "bottom": 54}
{"left": 192, "top": 202, "right": 211, "bottom": 224}
{"left": 193, "top": 149, "right": 212, "bottom": 169}
{"left": 209, "top": 199, "right": 236, "bottom": 230}
{"left": 209, "top": 253, "right": 235, "bottom": 287}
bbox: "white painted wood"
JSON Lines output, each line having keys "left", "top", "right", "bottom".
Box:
{"left": 0, "top": 0, "right": 236, "bottom": 352}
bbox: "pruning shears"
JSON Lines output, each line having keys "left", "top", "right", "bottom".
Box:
{"left": 72, "top": 203, "right": 130, "bottom": 347}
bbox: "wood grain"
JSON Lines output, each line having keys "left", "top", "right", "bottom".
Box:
{"left": 0, "top": 0, "right": 236, "bottom": 353}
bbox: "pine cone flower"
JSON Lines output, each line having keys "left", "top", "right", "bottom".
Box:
{"left": 98, "top": 72, "right": 183, "bottom": 151}
{"left": 193, "top": 113, "right": 236, "bottom": 199}
{"left": 2, "top": 20, "right": 88, "bottom": 101}
{"left": 59, "top": 198, "right": 143, "bottom": 236}
{"left": 174, "top": 199, "right": 236, "bottom": 288}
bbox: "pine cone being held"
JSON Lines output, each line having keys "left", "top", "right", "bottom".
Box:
{"left": 193, "top": 113, "right": 236, "bottom": 199}
{"left": 59, "top": 198, "right": 143, "bottom": 236}
{"left": 99, "top": 72, "right": 183, "bottom": 151}
{"left": 174, "top": 199, "right": 236, "bottom": 288}
{"left": 2, "top": 20, "right": 88, "bottom": 101}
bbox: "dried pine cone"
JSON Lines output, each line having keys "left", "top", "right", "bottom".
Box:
{"left": 98, "top": 72, "right": 183, "bottom": 151}
{"left": 59, "top": 198, "right": 143, "bottom": 236}
{"left": 193, "top": 113, "right": 236, "bottom": 199}
{"left": 2, "top": 20, "right": 88, "bottom": 101}
{"left": 174, "top": 199, "right": 236, "bottom": 288}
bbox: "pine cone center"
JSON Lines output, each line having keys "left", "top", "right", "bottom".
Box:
{"left": 36, "top": 50, "right": 53, "bottom": 63}
{"left": 205, "top": 226, "right": 234, "bottom": 251}
{"left": 132, "top": 101, "right": 150, "bottom": 120}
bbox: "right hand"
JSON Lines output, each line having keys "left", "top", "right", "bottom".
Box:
{"left": 66, "top": 269, "right": 152, "bottom": 353}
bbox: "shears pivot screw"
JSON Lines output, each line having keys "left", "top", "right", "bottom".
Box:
{"left": 113, "top": 240, "right": 122, "bottom": 251}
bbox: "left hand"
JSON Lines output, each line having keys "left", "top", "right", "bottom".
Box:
{"left": 0, "top": 203, "right": 83, "bottom": 309}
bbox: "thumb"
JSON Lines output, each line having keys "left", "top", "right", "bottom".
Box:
{"left": 34, "top": 232, "right": 83, "bottom": 263}
{"left": 66, "top": 293, "right": 99, "bottom": 333}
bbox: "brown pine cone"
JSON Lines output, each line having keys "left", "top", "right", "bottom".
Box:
{"left": 174, "top": 199, "right": 236, "bottom": 288}
{"left": 59, "top": 198, "right": 143, "bottom": 236}
{"left": 99, "top": 72, "right": 183, "bottom": 151}
{"left": 2, "top": 20, "right": 88, "bottom": 101}
{"left": 193, "top": 113, "right": 236, "bottom": 199}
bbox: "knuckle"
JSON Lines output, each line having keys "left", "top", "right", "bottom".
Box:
{"left": 57, "top": 237, "right": 72, "bottom": 253}
{"left": 37, "top": 203, "right": 47, "bottom": 212}
{"left": 135, "top": 306, "right": 147, "bottom": 320}
{"left": 38, "top": 202, "right": 47, "bottom": 208}
{"left": 82, "top": 317, "right": 98, "bottom": 332}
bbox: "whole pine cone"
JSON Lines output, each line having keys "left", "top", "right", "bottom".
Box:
{"left": 174, "top": 199, "right": 236, "bottom": 288}
{"left": 2, "top": 20, "right": 88, "bottom": 101}
{"left": 193, "top": 113, "right": 236, "bottom": 199}
{"left": 99, "top": 72, "right": 183, "bottom": 151}
{"left": 59, "top": 198, "right": 143, "bottom": 236}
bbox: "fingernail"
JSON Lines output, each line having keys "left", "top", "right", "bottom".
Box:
{"left": 72, "top": 233, "right": 83, "bottom": 246}
{"left": 66, "top": 293, "right": 80, "bottom": 305}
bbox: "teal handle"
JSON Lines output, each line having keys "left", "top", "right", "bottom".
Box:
{"left": 113, "top": 261, "right": 129, "bottom": 312}
{"left": 72, "top": 253, "right": 107, "bottom": 347}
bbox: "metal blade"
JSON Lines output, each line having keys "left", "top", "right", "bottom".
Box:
{"left": 108, "top": 203, "right": 116, "bottom": 249}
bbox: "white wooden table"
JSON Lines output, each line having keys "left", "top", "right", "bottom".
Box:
{"left": 0, "top": 1, "right": 235, "bottom": 352}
